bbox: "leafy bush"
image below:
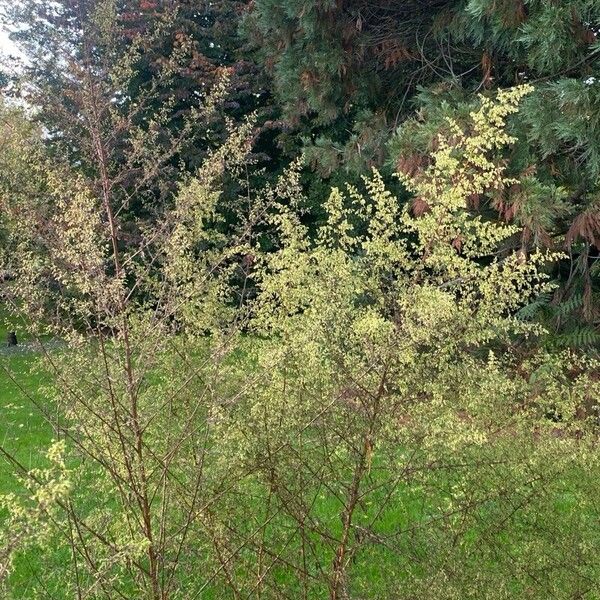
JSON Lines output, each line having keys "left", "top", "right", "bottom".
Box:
{"left": 2, "top": 86, "right": 600, "bottom": 599}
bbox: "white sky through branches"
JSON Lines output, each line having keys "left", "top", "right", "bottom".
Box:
{"left": 0, "top": 27, "right": 18, "bottom": 55}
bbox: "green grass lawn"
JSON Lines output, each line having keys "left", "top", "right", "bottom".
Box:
{"left": 0, "top": 354, "right": 51, "bottom": 492}
{"left": 0, "top": 307, "right": 61, "bottom": 596}
{"left": 0, "top": 307, "right": 53, "bottom": 493}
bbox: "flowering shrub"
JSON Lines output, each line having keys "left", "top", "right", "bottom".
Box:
{"left": 2, "top": 86, "right": 599, "bottom": 599}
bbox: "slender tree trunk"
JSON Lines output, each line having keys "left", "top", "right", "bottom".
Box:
{"left": 330, "top": 368, "right": 386, "bottom": 600}
{"left": 329, "top": 446, "right": 367, "bottom": 600}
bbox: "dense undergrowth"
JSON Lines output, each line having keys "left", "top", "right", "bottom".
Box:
{"left": 1, "top": 87, "right": 599, "bottom": 599}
